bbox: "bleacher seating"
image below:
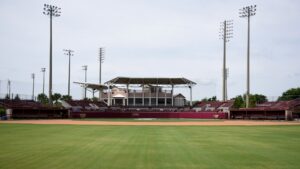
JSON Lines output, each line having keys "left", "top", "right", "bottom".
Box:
{"left": 63, "top": 100, "right": 196, "bottom": 113}
{"left": 0, "top": 99, "right": 68, "bottom": 119}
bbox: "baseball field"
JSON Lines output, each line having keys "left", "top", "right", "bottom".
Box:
{"left": 1, "top": 120, "right": 300, "bottom": 169}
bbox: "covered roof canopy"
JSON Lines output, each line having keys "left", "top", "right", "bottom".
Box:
{"left": 105, "top": 77, "right": 196, "bottom": 86}
{"left": 73, "top": 82, "right": 108, "bottom": 90}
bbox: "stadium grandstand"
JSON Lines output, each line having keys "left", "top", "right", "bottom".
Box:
{"left": 0, "top": 99, "right": 68, "bottom": 119}
{"left": 230, "top": 99, "right": 300, "bottom": 120}
{"left": 75, "top": 77, "right": 196, "bottom": 107}
{"left": 1, "top": 76, "right": 300, "bottom": 120}
{"left": 68, "top": 77, "right": 229, "bottom": 119}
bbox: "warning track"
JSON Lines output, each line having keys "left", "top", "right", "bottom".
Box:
{"left": 1, "top": 119, "right": 300, "bottom": 126}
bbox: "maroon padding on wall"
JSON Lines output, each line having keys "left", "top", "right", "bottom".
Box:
{"left": 71, "top": 112, "right": 228, "bottom": 119}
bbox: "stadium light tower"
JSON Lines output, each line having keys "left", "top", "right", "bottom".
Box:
{"left": 43, "top": 4, "right": 61, "bottom": 105}
{"left": 31, "top": 73, "right": 35, "bottom": 100}
{"left": 239, "top": 5, "right": 257, "bottom": 108}
{"left": 63, "top": 49, "right": 74, "bottom": 96}
{"left": 41, "top": 68, "right": 46, "bottom": 94}
{"left": 82, "top": 65, "right": 88, "bottom": 99}
{"left": 99, "top": 48, "right": 105, "bottom": 84}
{"left": 98, "top": 48, "right": 105, "bottom": 101}
{"left": 219, "top": 20, "right": 233, "bottom": 101}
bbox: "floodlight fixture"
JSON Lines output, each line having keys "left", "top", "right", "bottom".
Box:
{"left": 239, "top": 5, "right": 257, "bottom": 108}
{"left": 219, "top": 20, "right": 233, "bottom": 101}
{"left": 43, "top": 3, "right": 61, "bottom": 105}
{"left": 99, "top": 47, "right": 105, "bottom": 84}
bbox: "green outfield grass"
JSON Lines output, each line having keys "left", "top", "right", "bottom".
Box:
{"left": 0, "top": 124, "right": 300, "bottom": 169}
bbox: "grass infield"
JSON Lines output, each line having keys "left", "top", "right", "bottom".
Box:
{"left": 0, "top": 124, "right": 300, "bottom": 169}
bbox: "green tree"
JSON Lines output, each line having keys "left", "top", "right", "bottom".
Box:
{"left": 14, "top": 94, "right": 21, "bottom": 101}
{"left": 192, "top": 100, "right": 200, "bottom": 106}
{"left": 5, "top": 94, "right": 10, "bottom": 100}
{"left": 249, "top": 94, "right": 267, "bottom": 106}
{"left": 208, "top": 96, "right": 217, "bottom": 101}
{"left": 232, "top": 95, "right": 244, "bottom": 108}
{"left": 278, "top": 87, "right": 300, "bottom": 101}
{"left": 51, "top": 93, "right": 62, "bottom": 104}
{"left": 0, "top": 108, "right": 5, "bottom": 117}
{"left": 92, "top": 97, "right": 99, "bottom": 102}
{"left": 37, "top": 93, "right": 49, "bottom": 104}
{"left": 61, "top": 95, "right": 72, "bottom": 101}
{"left": 201, "top": 96, "right": 217, "bottom": 102}
{"left": 232, "top": 94, "right": 268, "bottom": 108}
{"left": 201, "top": 98, "right": 208, "bottom": 101}
{"left": 83, "top": 97, "right": 91, "bottom": 101}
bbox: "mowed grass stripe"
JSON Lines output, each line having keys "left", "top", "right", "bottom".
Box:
{"left": 0, "top": 124, "right": 300, "bottom": 169}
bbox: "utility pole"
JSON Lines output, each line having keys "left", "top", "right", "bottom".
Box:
{"left": 43, "top": 4, "right": 61, "bottom": 105}
{"left": 239, "top": 5, "right": 257, "bottom": 108}
{"left": 41, "top": 68, "right": 46, "bottom": 94}
{"left": 219, "top": 20, "right": 233, "bottom": 101}
{"left": 63, "top": 49, "right": 74, "bottom": 96}
{"left": 82, "top": 65, "right": 88, "bottom": 99}
{"left": 32, "top": 73, "right": 35, "bottom": 100}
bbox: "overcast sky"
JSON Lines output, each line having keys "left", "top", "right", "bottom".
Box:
{"left": 0, "top": 0, "right": 299, "bottom": 101}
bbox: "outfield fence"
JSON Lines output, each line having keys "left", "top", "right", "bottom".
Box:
{"left": 71, "top": 111, "right": 228, "bottom": 119}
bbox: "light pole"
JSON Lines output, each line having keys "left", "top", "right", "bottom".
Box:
{"left": 99, "top": 48, "right": 105, "bottom": 84}
{"left": 82, "top": 65, "right": 88, "bottom": 99}
{"left": 239, "top": 5, "right": 257, "bottom": 108}
{"left": 98, "top": 48, "right": 105, "bottom": 101}
{"left": 219, "top": 20, "right": 233, "bottom": 101}
{"left": 63, "top": 49, "right": 74, "bottom": 96}
{"left": 41, "top": 68, "right": 46, "bottom": 94}
{"left": 43, "top": 4, "right": 61, "bottom": 105}
{"left": 31, "top": 73, "right": 35, "bottom": 100}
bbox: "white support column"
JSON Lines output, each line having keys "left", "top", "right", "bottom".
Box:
{"left": 142, "top": 85, "right": 144, "bottom": 106}
{"left": 107, "top": 86, "right": 111, "bottom": 106}
{"left": 156, "top": 86, "right": 158, "bottom": 107}
{"left": 164, "top": 90, "right": 167, "bottom": 106}
{"left": 98, "top": 89, "right": 102, "bottom": 101}
{"left": 133, "top": 90, "right": 136, "bottom": 106}
{"left": 98, "top": 88, "right": 103, "bottom": 101}
{"left": 149, "top": 89, "right": 151, "bottom": 106}
{"left": 6, "top": 109, "right": 12, "bottom": 120}
{"left": 126, "top": 84, "right": 129, "bottom": 106}
{"left": 285, "top": 110, "right": 293, "bottom": 121}
{"left": 171, "top": 85, "right": 174, "bottom": 107}
{"left": 189, "top": 85, "right": 193, "bottom": 107}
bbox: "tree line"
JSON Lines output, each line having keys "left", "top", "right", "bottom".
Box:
{"left": 198, "top": 87, "right": 300, "bottom": 108}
